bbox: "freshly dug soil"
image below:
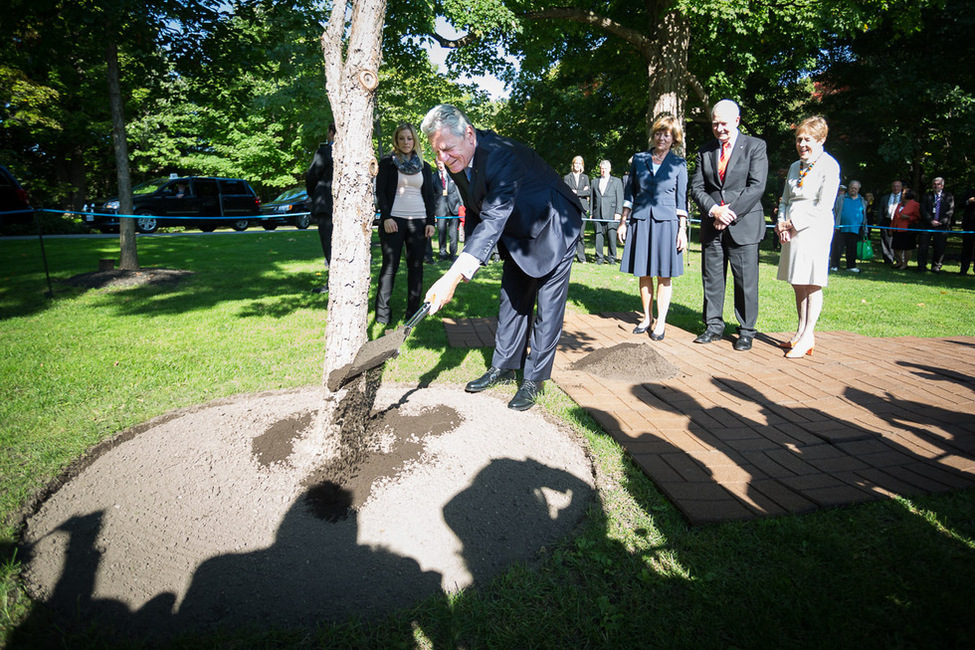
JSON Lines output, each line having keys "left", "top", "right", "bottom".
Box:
{"left": 61, "top": 268, "right": 194, "bottom": 291}
{"left": 570, "top": 341, "right": 681, "bottom": 382}
{"left": 19, "top": 384, "right": 595, "bottom": 641}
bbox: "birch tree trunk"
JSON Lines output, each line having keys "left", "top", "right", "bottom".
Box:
{"left": 106, "top": 36, "right": 139, "bottom": 271}
{"left": 313, "top": 0, "right": 387, "bottom": 453}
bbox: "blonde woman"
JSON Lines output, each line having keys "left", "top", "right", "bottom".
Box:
{"left": 618, "top": 115, "right": 688, "bottom": 341}
{"left": 375, "top": 123, "right": 437, "bottom": 325}
{"left": 775, "top": 116, "right": 841, "bottom": 358}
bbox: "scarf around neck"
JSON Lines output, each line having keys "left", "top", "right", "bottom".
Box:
{"left": 393, "top": 152, "right": 424, "bottom": 175}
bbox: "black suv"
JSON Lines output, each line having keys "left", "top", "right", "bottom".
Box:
{"left": 90, "top": 176, "right": 261, "bottom": 233}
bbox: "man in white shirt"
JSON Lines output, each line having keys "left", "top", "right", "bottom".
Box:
{"left": 874, "top": 180, "right": 903, "bottom": 265}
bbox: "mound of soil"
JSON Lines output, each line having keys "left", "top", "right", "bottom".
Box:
{"left": 61, "top": 268, "right": 193, "bottom": 291}
{"left": 19, "top": 384, "right": 595, "bottom": 640}
{"left": 570, "top": 341, "right": 681, "bottom": 382}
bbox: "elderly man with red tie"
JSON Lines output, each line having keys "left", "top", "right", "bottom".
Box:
{"left": 689, "top": 99, "right": 769, "bottom": 351}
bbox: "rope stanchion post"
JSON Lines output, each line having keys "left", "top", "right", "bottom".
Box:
{"left": 33, "top": 206, "right": 54, "bottom": 298}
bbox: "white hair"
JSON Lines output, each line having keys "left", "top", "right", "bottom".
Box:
{"left": 420, "top": 104, "right": 473, "bottom": 139}
{"left": 712, "top": 99, "right": 741, "bottom": 119}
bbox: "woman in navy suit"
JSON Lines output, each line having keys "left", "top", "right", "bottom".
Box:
{"left": 618, "top": 115, "right": 689, "bottom": 340}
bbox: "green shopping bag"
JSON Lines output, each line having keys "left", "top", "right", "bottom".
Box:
{"left": 857, "top": 239, "right": 875, "bottom": 261}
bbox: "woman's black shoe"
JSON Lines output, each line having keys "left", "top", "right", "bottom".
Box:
{"left": 632, "top": 323, "right": 650, "bottom": 334}
{"left": 649, "top": 330, "right": 665, "bottom": 341}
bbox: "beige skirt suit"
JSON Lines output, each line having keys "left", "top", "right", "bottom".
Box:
{"left": 776, "top": 152, "right": 841, "bottom": 287}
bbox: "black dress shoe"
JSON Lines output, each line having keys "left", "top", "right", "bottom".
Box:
{"left": 508, "top": 380, "right": 544, "bottom": 411}
{"left": 649, "top": 329, "right": 665, "bottom": 341}
{"left": 694, "top": 331, "right": 722, "bottom": 344}
{"left": 465, "top": 367, "right": 516, "bottom": 393}
{"left": 733, "top": 335, "right": 753, "bottom": 351}
{"left": 633, "top": 322, "right": 650, "bottom": 334}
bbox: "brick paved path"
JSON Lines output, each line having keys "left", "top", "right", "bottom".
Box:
{"left": 443, "top": 313, "right": 975, "bottom": 524}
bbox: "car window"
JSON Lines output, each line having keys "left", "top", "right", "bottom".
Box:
{"left": 274, "top": 187, "right": 306, "bottom": 201}
{"left": 161, "top": 181, "right": 192, "bottom": 197}
{"left": 132, "top": 178, "right": 169, "bottom": 195}
{"left": 195, "top": 179, "right": 219, "bottom": 198}
{"left": 219, "top": 179, "right": 250, "bottom": 195}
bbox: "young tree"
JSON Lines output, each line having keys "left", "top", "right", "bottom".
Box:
{"left": 315, "top": 0, "right": 388, "bottom": 448}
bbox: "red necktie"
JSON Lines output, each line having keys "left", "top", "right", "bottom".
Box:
{"left": 718, "top": 142, "right": 730, "bottom": 182}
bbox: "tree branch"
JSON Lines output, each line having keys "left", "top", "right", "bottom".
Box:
{"left": 429, "top": 31, "right": 479, "bottom": 49}
{"left": 431, "top": 7, "right": 651, "bottom": 57}
{"left": 521, "top": 7, "right": 651, "bottom": 56}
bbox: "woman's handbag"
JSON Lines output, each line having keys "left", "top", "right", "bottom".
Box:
{"left": 857, "top": 238, "right": 875, "bottom": 261}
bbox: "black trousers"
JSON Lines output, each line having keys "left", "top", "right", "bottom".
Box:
{"left": 593, "top": 219, "right": 618, "bottom": 263}
{"left": 830, "top": 230, "right": 859, "bottom": 269}
{"left": 314, "top": 212, "right": 332, "bottom": 264}
{"left": 961, "top": 231, "right": 975, "bottom": 274}
{"left": 376, "top": 217, "right": 426, "bottom": 324}
{"left": 701, "top": 235, "right": 759, "bottom": 337}
{"left": 437, "top": 215, "right": 459, "bottom": 259}
{"left": 917, "top": 230, "right": 948, "bottom": 270}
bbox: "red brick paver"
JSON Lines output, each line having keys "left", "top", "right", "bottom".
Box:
{"left": 443, "top": 313, "right": 975, "bottom": 524}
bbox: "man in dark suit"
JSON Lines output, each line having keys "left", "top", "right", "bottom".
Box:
{"left": 421, "top": 104, "right": 584, "bottom": 411}
{"left": 305, "top": 122, "right": 336, "bottom": 294}
{"left": 689, "top": 99, "right": 768, "bottom": 351}
{"left": 874, "top": 180, "right": 903, "bottom": 265}
{"left": 564, "top": 156, "right": 591, "bottom": 263}
{"left": 918, "top": 176, "right": 955, "bottom": 273}
{"left": 590, "top": 160, "right": 624, "bottom": 264}
{"left": 433, "top": 159, "right": 462, "bottom": 261}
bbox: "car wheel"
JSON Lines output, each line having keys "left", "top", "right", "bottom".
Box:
{"left": 262, "top": 223, "right": 277, "bottom": 231}
{"left": 295, "top": 214, "right": 311, "bottom": 229}
{"left": 135, "top": 212, "right": 158, "bottom": 234}
{"left": 232, "top": 219, "right": 250, "bottom": 231}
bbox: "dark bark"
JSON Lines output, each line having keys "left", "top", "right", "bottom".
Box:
{"left": 106, "top": 36, "right": 138, "bottom": 270}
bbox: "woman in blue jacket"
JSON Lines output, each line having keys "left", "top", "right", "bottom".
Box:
{"left": 618, "top": 115, "right": 689, "bottom": 340}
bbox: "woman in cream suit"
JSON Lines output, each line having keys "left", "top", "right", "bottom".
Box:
{"left": 618, "top": 114, "right": 688, "bottom": 341}
{"left": 775, "top": 116, "right": 841, "bottom": 358}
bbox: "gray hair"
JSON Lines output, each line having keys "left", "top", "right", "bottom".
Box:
{"left": 712, "top": 99, "right": 741, "bottom": 119}
{"left": 421, "top": 104, "right": 473, "bottom": 139}
{"left": 600, "top": 160, "right": 612, "bottom": 169}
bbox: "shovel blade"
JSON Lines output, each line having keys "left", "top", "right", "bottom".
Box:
{"left": 326, "top": 327, "right": 408, "bottom": 391}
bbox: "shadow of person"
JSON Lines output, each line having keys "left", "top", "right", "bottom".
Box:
{"left": 175, "top": 482, "right": 443, "bottom": 637}
{"left": 442, "top": 458, "right": 595, "bottom": 586}
{"left": 12, "top": 511, "right": 177, "bottom": 647}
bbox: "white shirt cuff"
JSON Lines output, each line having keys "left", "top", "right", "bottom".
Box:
{"left": 453, "top": 252, "right": 481, "bottom": 280}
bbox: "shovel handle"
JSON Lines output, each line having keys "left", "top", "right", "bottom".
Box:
{"left": 404, "top": 301, "right": 431, "bottom": 333}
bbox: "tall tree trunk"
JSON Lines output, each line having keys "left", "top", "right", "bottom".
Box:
{"left": 106, "top": 36, "right": 138, "bottom": 270}
{"left": 312, "top": 0, "right": 387, "bottom": 453}
{"left": 646, "top": 8, "right": 691, "bottom": 146}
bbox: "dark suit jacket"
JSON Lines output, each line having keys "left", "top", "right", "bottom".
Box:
{"left": 450, "top": 129, "right": 584, "bottom": 278}
{"left": 563, "top": 172, "right": 591, "bottom": 213}
{"left": 375, "top": 155, "right": 436, "bottom": 227}
{"left": 305, "top": 143, "right": 333, "bottom": 216}
{"left": 591, "top": 175, "right": 624, "bottom": 223}
{"left": 690, "top": 133, "right": 768, "bottom": 246}
{"left": 625, "top": 151, "right": 687, "bottom": 223}
{"left": 875, "top": 192, "right": 902, "bottom": 226}
{"left": 920, "top": 190, "right": 955, "bottom": 230}
{"left": 433, "top": 168, "right": 462, "bottom": 217}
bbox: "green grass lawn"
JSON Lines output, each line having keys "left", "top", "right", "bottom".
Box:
{"left": 1, "top": 229, "right": 974, "bottom": 648}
